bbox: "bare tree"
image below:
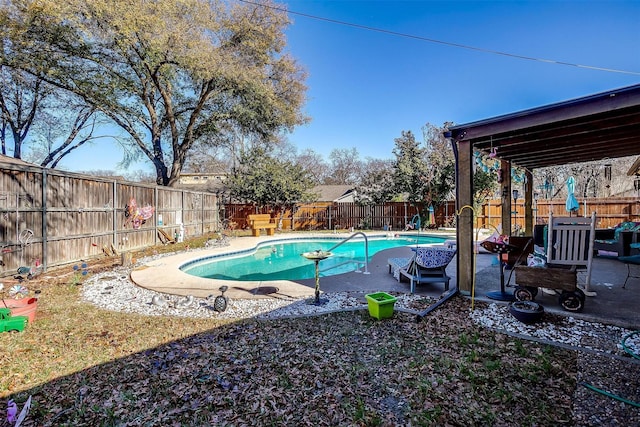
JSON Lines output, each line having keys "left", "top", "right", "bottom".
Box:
{"left": 295, "top": 148, "right": 330, "bottom": 185}
{"left": 326, "top": 147, "right": 362, "bottom": 185}
{"left": 0, "top": 67, "right": 47, "bottom": 158}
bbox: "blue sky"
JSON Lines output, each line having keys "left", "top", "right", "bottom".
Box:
{"left": 284, "top": 0, "right": 640, "bottom": 160}
{"left": 60, "top": 0, "right": 640, "bottom": 173}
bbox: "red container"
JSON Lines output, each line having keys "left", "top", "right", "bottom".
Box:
{"left": 1, "top": 298, "right": 38, "bottom": 323}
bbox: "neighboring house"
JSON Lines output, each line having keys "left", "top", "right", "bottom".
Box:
{"left": 178, "top": 173, "right": 227, "bottom": 185}
{"left": 177, "top": 172, "right": 227, "bottom": 194}
{"left": 311, "top": 185, "right": 355, "bottom": 203}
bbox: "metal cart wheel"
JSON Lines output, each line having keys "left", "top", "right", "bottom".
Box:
{"left": 559, "top": 291, "right": 584, "bottom": 312}
{"left": 514, "top": 286, "right": 538, "bottom": 301}
{"left": 574, "top": 288, "right": 586, "bottom": 304}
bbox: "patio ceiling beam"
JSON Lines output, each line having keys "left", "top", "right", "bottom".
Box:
{"left": 472, "top": 116, "right": 640, "bottom": 159}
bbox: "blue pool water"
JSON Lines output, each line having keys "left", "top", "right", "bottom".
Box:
{"left": 181, "top": 234, "right": 447, "bottom": 281}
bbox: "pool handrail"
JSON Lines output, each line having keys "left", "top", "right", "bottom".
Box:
{"left": 319, "top": 259, "right": 367, "bottom": 275}
{"left": 325, "top": 232, "right": 370, "bottom": 275}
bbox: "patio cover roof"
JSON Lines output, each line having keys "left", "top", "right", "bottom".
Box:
{"left": 448, "top": 83, "right": 640, "bottom": 171}
{"left": 448, "top": 83, "right": 640, "bottom": 297}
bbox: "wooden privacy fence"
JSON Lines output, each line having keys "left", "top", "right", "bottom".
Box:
{"left": 0, "top": 162, "right": 220, "bottom": 275}
{"left": 225, "top": 198, "right": 640, "bottom": 233}
{"left": 224, "top": 201, "right": 457, "bottom": 231}
{"left": 477, "top": 197, "right": 640, "bottom": 232}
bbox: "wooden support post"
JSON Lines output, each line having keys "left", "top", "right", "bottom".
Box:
{"left": 500, "top": 160, "right": 512, "bottom": 235}
{"left": 456, "top": 139, "right": 475, "bottom": 295}
{"left": 524, "top": 169, "right": 533, "bottom": 236}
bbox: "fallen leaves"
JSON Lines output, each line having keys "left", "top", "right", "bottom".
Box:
{"left": 1, "top": 254, "right": 640, "bottom": 425}
{"left": 0, "top": 304, "right": 580, "bottom": 425}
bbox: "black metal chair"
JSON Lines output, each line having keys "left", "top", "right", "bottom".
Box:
{"left": 617, "top": 254, "right": 640, "bottom": 288}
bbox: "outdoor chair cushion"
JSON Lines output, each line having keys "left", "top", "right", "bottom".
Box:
{"left": 388, "top": 247, "right": 457, "bottom": 284}
{"left": 596, "top": 222, "right": 640, "bottom": 244}
{"left": 414, "top": 246, "right": 457, "bottom": 268}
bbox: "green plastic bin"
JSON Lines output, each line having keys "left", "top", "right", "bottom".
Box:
{"left": 365, "top": 292, "right": 397, "bottom": 320}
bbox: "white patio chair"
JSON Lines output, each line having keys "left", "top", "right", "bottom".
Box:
{"left": 546, "top": 212, "right": 597, "bottom": 296}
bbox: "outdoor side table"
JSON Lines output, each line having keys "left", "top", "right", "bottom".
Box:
{"left": 480, "top": 241, "right": 518, "bottom": 301}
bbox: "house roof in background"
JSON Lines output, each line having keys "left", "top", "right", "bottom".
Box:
{"left": 448, "top": 84, "right": 640, "bottom": 171}
{"left": 312, "top": 185, "right": 354, "bottom": 202}
{"left": 179, "top": 172, "right": 227, "bottom": 177}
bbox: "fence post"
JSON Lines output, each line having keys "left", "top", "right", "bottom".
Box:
{"left": 112, "top": 181, "right": 118, "bottom": 249}
{"left": 41, "top": 169, "right": 48, "bottom": 269}
{"left": 154, "top": 186, "right": 159, "bottom": 244}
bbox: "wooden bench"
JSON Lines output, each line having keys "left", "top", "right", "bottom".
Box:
{"left": 247, "top": 214, "right": 277, "bottom": 237}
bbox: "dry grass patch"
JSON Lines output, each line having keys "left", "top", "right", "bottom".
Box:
{"left": 1, "top": 276, "right": 578, "bottom": 426}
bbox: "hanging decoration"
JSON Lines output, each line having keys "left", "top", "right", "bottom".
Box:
{"left": 474, "top": 151, "right": 500, "bottom": 174}
{"left": 489, "top": 137, "right": 498, "bottom": 158}
{"left": 511, "top": 168, "right": 526, "bottom": 185}
{"left": 474, "top": 149, "right": 527, "bottom": 187}
{"left": 124, "top": 198, "right": 155, "bottom": 229}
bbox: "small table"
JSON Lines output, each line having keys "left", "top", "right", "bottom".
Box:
{"left": 481, "top": 241, "right": 518, "bottom": 301}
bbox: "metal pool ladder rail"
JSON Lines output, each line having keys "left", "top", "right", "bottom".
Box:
{"left": 320, "top": 232, "right": 370, "bottom": 275}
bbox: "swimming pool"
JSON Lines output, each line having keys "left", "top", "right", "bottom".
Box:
{"left": 181, "top": 234, "right": 447, "bottom": 281}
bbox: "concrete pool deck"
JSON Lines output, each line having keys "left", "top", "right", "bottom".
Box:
{"left": 130, "top": 232, "right": 640, "bottom": 328}
{"left": 130, "top": 231, "right": 454, "bottom": 300}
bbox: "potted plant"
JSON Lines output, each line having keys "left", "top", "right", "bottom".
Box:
{"left": 365, "top": 292, "right": 397, "bottom": 320}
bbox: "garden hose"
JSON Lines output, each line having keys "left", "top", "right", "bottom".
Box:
{"left": 621, "top": 330, "right": 640, "bottom": 360}
{"left": 580, "top": 382, "right": 640, "bottom": 408}
{"left": 415, "top": 287, "right": 458, "bottom": 322}
{"left": 581, "top": 331, "right": 640, "bottom": 407}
